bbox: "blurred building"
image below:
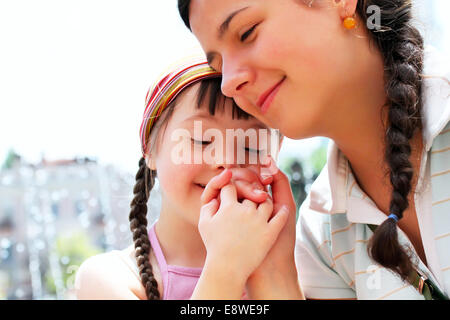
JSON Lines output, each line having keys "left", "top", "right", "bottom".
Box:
{"left": 0, "top": 156, "right": 152, "bottom": 299}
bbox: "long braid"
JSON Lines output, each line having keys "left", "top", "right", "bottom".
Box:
{"left": 129, "top": 157, "right": 160, "bottom": 299}
{"left": 357, "top": 0, "right": 424, "bottom": 280}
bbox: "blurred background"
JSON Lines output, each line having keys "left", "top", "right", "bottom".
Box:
{"left": 0, "top": 0, "right": 448, "bottom": 299}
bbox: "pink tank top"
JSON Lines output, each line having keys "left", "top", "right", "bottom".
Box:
{"left": 148, "top": 224, "right": 248, "bottom": 300}
{"left": 148, "top": 224, "right": 202, "bottom": 300}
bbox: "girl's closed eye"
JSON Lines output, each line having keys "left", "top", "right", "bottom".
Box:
{"left": 191, "top": 138, "right": 212, "bottom": 146}
{"left": 245, "top": 146, "right": 263, "bottom": 154}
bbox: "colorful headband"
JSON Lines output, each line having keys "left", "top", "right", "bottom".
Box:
{"left": 139, "top": 60, "right": 221, "bottom": 156}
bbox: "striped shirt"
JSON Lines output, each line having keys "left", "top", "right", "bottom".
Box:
{"left": 295, "top": 46, "right": 450, "bottom": 300}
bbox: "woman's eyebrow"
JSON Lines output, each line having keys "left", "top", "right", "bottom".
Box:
{"left": 218, "top": 6, "right": 250, "bottom": 40}
{"left": 207, "top": 6, "right": 250, "bottom": 67}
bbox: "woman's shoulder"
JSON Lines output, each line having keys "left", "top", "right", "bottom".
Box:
{"left": 74, "top": 244, "right": 146, "bottom": 300}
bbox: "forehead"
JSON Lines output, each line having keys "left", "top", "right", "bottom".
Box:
{"left": 169, "top": 82, "right": 266, "bottom": 129}
{"left": 189, "top": 0, "right": 255, "bottom": 37}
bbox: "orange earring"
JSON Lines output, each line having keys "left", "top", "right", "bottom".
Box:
{"left": 343, "top": 16, "right": 357, "bottom": 29}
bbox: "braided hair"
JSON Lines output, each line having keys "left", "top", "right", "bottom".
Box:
{"left": 355, "top": 0, "right": 424, "bottom": 281}
{"left": 129, "top": 158, "right": 160, "bottom": 299}
{"left": 130, "top": 77, "right": 250, "bottom": 299}
{"left": 177, "top": 0, "right": 425, "bottom": 281}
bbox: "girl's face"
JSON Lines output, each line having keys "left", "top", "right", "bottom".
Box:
{"left": 188, "top": 0, "right": 371, "bottom": 139}
{"left": 149, "top": 83, "right": 277, "bottom": 226}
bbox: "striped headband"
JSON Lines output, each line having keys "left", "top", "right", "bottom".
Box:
{"left": 139, "top": 60, "right": 221, "bottom": 157}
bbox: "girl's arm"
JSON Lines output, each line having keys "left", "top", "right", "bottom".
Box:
{"left": 75, "top": 254, "right": 142, "bottom": 300}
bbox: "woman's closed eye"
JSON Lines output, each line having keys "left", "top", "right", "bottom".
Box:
{"left": 240, "top": 23, "right": 258, "bottom": 42}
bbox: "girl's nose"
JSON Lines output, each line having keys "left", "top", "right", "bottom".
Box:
{"left": 214, "top": 158, "right": 239, "bottom": 170}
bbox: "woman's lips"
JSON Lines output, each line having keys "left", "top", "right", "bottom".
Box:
{"left": 256, "top": 77, "right": 286, "bottom": 114}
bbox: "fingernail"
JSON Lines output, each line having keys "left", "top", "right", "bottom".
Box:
{"left": 221, "top": 169, "right": 230, "bottom": 177}
{"left": 254, "top": 189, "right": 266, "bottom": 194}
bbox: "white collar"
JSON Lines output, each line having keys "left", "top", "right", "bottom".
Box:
{"left": 308, "top": 46, "right": 450, "bottom": 225}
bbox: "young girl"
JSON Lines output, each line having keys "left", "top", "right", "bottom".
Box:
{"left": 74, "top": 60, "right": 291, "bottom": 299}
{"left": 178, "top": 0, "right": 450, "bottom": 299}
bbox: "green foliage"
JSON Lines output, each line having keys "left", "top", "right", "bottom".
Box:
{"left": 1, "top": 149, "right": 20, "bottom": 171}
{"left": 278, "top": 141, "right": 328, "bottom": 221}
{"left": 44, "top": 231, "right": 102, "bottom": 295}
{"left": 309, "top": 144, "right": 327, "bottom": 177}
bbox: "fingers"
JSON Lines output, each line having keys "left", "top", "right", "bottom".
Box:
{"left": 234, "top": 179, "right": 268, "bottom": 204}
{"left": 229, "top": 167, "right": 264, "bottom": 186}
{"left": 229, "top": 167, "right": 268, "bottom": 203}
{"left": 268, "top": 205, "right": 290, "bottom": 237}
{"left": 265, "top": 156, "right": 295, "bottom": 213}
{"left": 220, "top": 183, "right": 238, "bottom": 206}
{"left": 256, "top": 195, "right": 274, "bottom": 222}
{"left": 244, "top": 165, "right": 273, "bottom": 186}
{"left": 200, "top": 198, "right": 220, "bottom": 220}
{"left": 242, "top": 199, "right": 257, "bottom": 210}
{"left": 201, "top": 169, "right": 232, "bottom": 206}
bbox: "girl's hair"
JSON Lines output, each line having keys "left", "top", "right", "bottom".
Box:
{"left": 130, "top": 76, "right": 251, "bottom": 300}
{"left": 177, "top": 0, "right": 424, "bottom": 281}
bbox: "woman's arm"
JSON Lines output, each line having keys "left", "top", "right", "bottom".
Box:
{"left": 246, "top": 156, "right": 305, "bottom": 299}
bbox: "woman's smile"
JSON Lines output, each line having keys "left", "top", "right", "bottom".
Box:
{"left": 256, "top": 76, "right": 286, "bottom": 114}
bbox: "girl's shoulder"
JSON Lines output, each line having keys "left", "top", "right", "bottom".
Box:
{"left": 74, "top": 244, "right": 147, "bottom": 300}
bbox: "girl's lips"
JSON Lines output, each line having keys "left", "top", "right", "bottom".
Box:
{"left": 256, "top": 77, "right": 286, "bottom": 114}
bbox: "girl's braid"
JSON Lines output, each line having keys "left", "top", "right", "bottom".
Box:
{"left": 129, "top": 157, "right": 160, "bottom": 299}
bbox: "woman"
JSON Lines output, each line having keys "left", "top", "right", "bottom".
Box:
{"left": 177, "top": 0, "right": 450, "bottom": 299}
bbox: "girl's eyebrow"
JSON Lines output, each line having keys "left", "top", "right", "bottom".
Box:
{"left": 182, "top": 113, "right": 218, "bottom": 123}
{"left": 182, "top": 113, "right": 269, "bottom": 130}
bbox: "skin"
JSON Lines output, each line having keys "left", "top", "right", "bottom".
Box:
{"left": 148, "top": 83, "right": 277, "bottom": 269}
{"left": 188, "top": 0, "right": 427, "bottom": 293}
{"left": 75, "top": 82, "right": 293, "bottom": 299}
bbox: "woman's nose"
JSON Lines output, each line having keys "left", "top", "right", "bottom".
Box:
{"left": 220, "top": 59, "right": 253, "bottom": 98}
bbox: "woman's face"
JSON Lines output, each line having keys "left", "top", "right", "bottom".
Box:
{"left": 189, "top": 0, "right": 364, "bottom": 139}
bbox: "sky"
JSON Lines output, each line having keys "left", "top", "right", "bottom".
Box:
{"left": 0, "top": 0, "right": 449, "bottom": 174}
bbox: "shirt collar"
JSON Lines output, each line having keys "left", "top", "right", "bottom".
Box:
{"left": 308, "top": 45, "right": 450, "bottom": 225}
{"left": 420, "top": 46, "right": 450, "bottom": 152}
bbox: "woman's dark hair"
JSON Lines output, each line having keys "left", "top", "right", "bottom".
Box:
{"left": 129, "top": 77, "right": 251, "bottom": 299}
{"left": 356, "top": 0, "right": 424, "bottom": 281}
{"left": 177, "top": 0, "right": 424, "bottom": 281}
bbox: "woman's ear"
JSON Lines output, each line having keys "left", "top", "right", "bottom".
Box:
{"left": 335, "top": 0, "right": 358, "bottom": 19}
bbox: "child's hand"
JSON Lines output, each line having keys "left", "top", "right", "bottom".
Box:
{"left": 198, "top": 169, "right": 289, "bottom": 282}
{"left": 201, "top": 167, "right": 271, "bottom": 206}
